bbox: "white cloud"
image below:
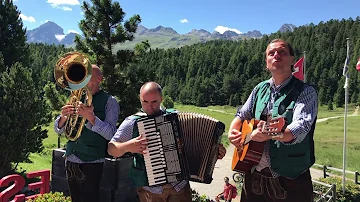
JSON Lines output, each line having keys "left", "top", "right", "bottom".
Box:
{"left": 180, "top": 19, "right": 188, "bottom": 23}
{"left": 214, "top": 25, "right": 242, "bottom": 34}
{"left": 40, "top": 20, "right": 50, "bottom": 24}
{"left": 80, "top": 11, "right": 84, "bottom": 15}
{"left": 47, "top": 0, "right": 80, "bottom": 6}
{"left": 19, "top": 14, "right": 36, "bottom": 23}
{"left": 61, "top": 6, "right": 72, "bottom": 11}
{"left": 68, "top": 30, "right": 79, "bottom": 34}
{"left": 47, "top": 0, "right": 79, "bottom": 11}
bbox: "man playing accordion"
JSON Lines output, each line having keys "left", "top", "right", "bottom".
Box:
{"left": 108, "top": 81, "right": 226, "bottom": 202}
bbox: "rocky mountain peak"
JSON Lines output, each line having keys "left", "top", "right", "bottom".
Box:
{"left": 37, "top": 21, "right": 64, "bottom": 35}
{"left": 187, "top": 29, "right": 212, "bottom": 37}
{"left": 278, "top": 23, "right": 297, "bottom": 33}
{"left": 149, "top": 26, "right": 178, "bottom": 34}
{"left": 244, "top": 30, "right": 262, "bottom": 38}
{"left": 26, "top": 21, "right": 74, "bottom": 46}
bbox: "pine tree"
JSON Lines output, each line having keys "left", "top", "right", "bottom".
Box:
{"left": 44, "top": 82, "right": 67, "bottom": 111}
{"left": 0, "top": 0, "right": 29, "bottom": 71}
{"left": 327, "top": 100, "right": 334, "bottom": 110}
{"left": 0, "top": 62, "right": 52, "bottom": 178}
{"left": 75, "top": 0, "right": 143, "bottom": 120}
{"left": 0, "top": 1, "right": 52, "bottom": 177}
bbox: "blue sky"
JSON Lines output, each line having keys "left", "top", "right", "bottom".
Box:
{"left": 14, "top": 0, "right": 360, "bottom": 35}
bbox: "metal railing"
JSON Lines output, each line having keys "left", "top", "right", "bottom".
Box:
{"left": 312, "top": 179, "right": 336, "bottom": 202}
{"left": 313, "top": 163, "right": 359, "bottom": 185}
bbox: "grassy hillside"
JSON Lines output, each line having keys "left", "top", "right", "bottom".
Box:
{"left": 113, "top": 34, "right": 208, "bottom": 50}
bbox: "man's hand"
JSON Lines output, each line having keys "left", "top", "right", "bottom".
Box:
{"left": 58, "top": 104, "right": 75, "bottom": 128}
{"left": 228, "top": 129, "right": 244, "bottom": 150}
{"left": 217, "top": 144, "right": 226, "bottom": 159}
{"left": 61, "top": 104, "right": 75, "bottom": 119}
{"left": 76, "top": 102, "right": 95, "bottom": 125}
{"left": 250, "top": 120, "right": 271, "bottom": 142}
{"left": 126, "top": 134, "right": 148, "bottom": 154}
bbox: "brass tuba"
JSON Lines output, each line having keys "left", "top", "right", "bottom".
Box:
{"left": 54, "top": 51, "right": 93, "bottom": 141}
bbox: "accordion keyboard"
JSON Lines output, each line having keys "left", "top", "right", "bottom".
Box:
{"left": 137, "top": 114, "right": 185, "bottom": 186}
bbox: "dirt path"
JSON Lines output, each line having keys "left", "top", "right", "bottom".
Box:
{"left": 189, "top": 143, "right": 240, "bottom": 201}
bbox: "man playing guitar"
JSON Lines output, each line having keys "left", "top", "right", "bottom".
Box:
{"left": 228, "top": 39, "right": 318, "bottom": 202}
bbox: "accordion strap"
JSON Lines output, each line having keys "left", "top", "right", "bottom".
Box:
{"left": 133, "top": 108, "right": 177, "bottom": 119}
{"left": 134, "top": 112, "right": 147, "bottom": 117}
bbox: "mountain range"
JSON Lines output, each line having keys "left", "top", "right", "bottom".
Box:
{"left": 25, "top": 21, "right": 297, "bottom": 49}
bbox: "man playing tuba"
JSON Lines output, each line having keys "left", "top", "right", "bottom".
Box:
{"left": 54, "top": 64, "right": 120, "bottom": 202}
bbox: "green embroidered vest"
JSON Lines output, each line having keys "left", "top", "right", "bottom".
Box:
{"left": 65, "top": 90, "right": 110, "bottom": 162}
{"left": 128, "top": 108, "right": 177, "bottom": 187}
{"left": 253, "top": 77, "right": 316, "bottom": 179}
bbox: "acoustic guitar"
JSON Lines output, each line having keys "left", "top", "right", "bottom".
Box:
{"left": 231, "top": 117, "right": 285, "bottom": 173}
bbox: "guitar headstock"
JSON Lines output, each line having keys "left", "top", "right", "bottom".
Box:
{"left": 261, "top": 117, "right": 286, "bottom": 136}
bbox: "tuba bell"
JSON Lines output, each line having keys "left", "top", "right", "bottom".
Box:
{"left": 54, "top": 51, "right": 92, "bottom": 141}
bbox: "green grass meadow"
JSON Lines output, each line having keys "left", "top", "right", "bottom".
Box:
{"left": 314, "top": 116, "right": 360, "bottom": 171}
{"left": 17, "top": 104, "right": 360, "bottom": 179}
{"left": 317, "top": 104, "right": 358, "bottom": 119}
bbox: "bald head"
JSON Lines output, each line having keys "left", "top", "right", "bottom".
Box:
{"left": 140, "top": 82, "right": 162, "bottom": 96}
{"left": 92, "top": 64, "right": 103, "bottom": 77}
{"left": 87, "top": 64, "right": 103, "bottom": 94}
{"left": 139, "top": 82, "right": 163, "bottom": 115}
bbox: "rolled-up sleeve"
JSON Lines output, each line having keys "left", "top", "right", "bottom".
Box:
{"left": 86, "top": 96, "right": 120, "bottom": 140}
{"left": 286, "top": 85, "right": 318, "bottom": 144}
{"left": 236, "top": 89, "right": 256, "bottom": 120}
{"left": 111, "top": 118, "right": 136, "bottom": 142}
{"left": 54, "top": 115, "right": 65, "bottom": 134}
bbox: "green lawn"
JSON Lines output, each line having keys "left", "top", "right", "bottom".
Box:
{"left": 175, "top": 104, "right": 235, "bottom": 133}
{"left": 17, "top": 104, "right": 360, "bottom": 178}
{"left": 313, "top": 115, "right": 360, "bottom": 171}
{"left": 317, "top": 104, "right": 358, "bottom": 119}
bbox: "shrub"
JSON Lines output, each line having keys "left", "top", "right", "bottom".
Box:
{"left": 162, "top": 95, "right": 174, "bottom": 109}
{"left": 313, "top": 177, "right": 360, "bottom": 202}
{"left": 27, "top": 192, "right": 71, "bottom": 202}
{"left": 327, "top": 100, "right": 334, "bottom": 110}
{"left": 191, "top": 188, "right": 213, "bottom": 202}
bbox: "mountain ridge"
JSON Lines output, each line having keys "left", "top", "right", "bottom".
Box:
{"left": 25, "top": 21, "right": 297, "bottom": 49}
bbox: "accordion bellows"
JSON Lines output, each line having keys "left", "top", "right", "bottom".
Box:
{"left": 136, "top": 111, "right": 225, "bottom": 186}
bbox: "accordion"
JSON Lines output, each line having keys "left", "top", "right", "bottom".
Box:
{"left": 136, "top": 111, "right": 225, "bottom": 186}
